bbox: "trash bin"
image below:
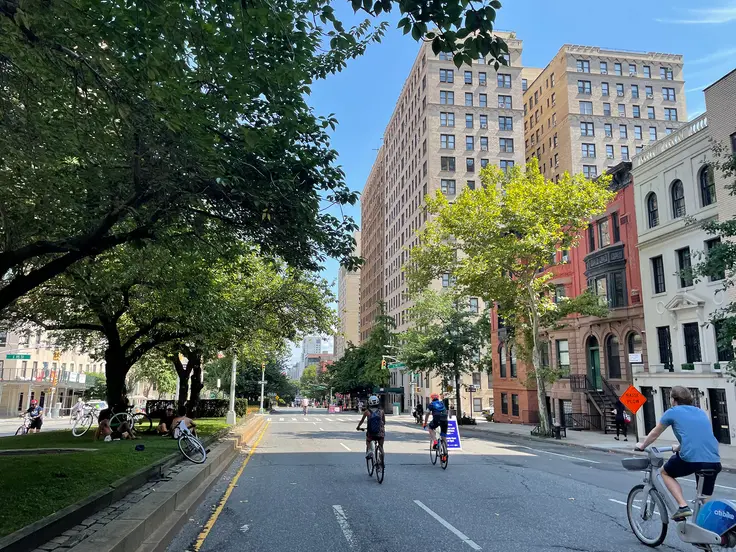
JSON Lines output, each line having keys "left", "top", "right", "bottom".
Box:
{"left": 554, "top": 423, "right": 561, "bottom": 440}
{"left": 52, "top": 402, "right": 62, "bottom": 419}
{"left": 393, "top": 402, "right": 401, "bottom": 416}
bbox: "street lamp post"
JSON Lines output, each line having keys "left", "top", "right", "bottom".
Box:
{"left": 258, "top": 362, "right": 266, "bottom": 414}
{"left": 226, "top": 355, "right": 237, "bottom": 425}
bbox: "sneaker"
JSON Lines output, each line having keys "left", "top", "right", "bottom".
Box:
{"left": 672, "top": 506, "right": 692, "bottom": 521}
{"left": 365, "top": 451, "right": 373, "bottom": 459}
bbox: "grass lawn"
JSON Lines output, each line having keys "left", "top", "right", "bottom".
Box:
{"left": 0, "top": 417, "right": 232, "bottom": 538}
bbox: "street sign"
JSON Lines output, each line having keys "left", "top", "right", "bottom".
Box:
{"left": 6, "top": 354, "right": 30, "bottom": 360}
{"left": 620, "top": 385, "right": 647, "bottom": 414}
{"left": 388, "top": 362, "right": 406, "bottom": 369}
{"left": 468, "top": 385, "right": 478, "bottom": 393}
{"left": 445, "top": 417, "right": 463, "bottom": 450}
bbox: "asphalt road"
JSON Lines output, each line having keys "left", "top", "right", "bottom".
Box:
{"left": 0, "top": 416, "right": 71, "bottom": 437}
{"left": 168, "top": 407, "right": 736, "bottom": 552}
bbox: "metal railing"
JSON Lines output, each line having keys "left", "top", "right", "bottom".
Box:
{"left": 0, "top": 366, "right": 92, "bottom": 386}
{"left": 563, "top": 412, "right": 602, "bottom": 430}
{"left": 633, "top": 114, "right": 708, "bottom": 167}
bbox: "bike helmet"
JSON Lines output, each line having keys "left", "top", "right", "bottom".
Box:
{"left": 368, "top": 395, "right": 380, "bottom": 406}
{"left": 430, "top": 393, "right": 440, "bottom": 400}
{"left": 30, "top": 399, "right": 38, "bottom": 405}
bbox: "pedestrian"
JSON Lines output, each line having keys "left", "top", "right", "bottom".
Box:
{"left": 613, "top": 399, "right": 628, "bottom": 441}
{"left": 26, "top": 399, "right": 43, "bottom": 433}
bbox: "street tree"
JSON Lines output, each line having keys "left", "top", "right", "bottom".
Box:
{"left": 407, "top": 160, "right": 614, "bottom": 433}
{"left": 327, "top": 345, "right": 375, "bottom": 397}
{"left": 204, "top": 354, "right": 297, "bottom": 405}
{"left": 129, "top": 351, "right": 177, "bottom": 400}
{"left": 0, "top": 0, "right": 509, "bottom": 313}
{"left": 398, "top": 289, "right": 490, "bottom": 417}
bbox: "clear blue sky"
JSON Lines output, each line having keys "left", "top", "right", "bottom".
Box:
{"left": 291, "top": 0, "right": 736, "bottom": 361}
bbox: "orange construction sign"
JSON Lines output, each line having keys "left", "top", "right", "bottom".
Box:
{"left": 620, "top": 385, "right": 647, "bottom": 414}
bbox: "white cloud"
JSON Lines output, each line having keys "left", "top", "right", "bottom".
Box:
{"left": 690, "top": 47, "right": 736, "bottom": 65}
{"left": 656, "top": 2, "right": 736, "bottom": 24}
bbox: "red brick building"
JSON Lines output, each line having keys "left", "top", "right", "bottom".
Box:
{"left": 493, "top": 162, "right": 648, "bottom": 430}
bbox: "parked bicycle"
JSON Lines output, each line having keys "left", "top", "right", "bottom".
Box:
{"left": 622, "top": 446, "right": 736, "bottom": 550}
{"left": 358, "top": 428, "right": 384, "bottom": 484}
{"left": 177, "top": 422, "right": 207, "bottom": 464}
{"left": 109, "top": 407, "right": 153, "bottom": 434}
{"left": 15, "top": 414, "right": 31, "bottom": 436}
{"left": 72, "top": 404, "right": 99, "bottom": 437}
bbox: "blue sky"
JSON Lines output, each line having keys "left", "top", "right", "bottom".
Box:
{"left": 290, "top": 0, "right": 736, "bottom": 361}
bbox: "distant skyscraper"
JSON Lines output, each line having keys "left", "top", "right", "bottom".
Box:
{"left": 336, "top": 231, "right": 361, "bottom": 360}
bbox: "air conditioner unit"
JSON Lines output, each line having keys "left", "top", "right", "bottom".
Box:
{"left": 646, "top": 93, "right": 654, "bottom": 99}
{"left": 601, "top": 69, "right": 608, "bottom": 75}
{"left": 607, "top": 154, "right": 614, "bottom": 159}
{"left": 617, "top": 92, "right": 625, "bottom": 96}
{"left": 630, "top": 71, "right": 637, "bottom": 77}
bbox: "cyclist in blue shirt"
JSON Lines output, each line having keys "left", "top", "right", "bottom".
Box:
{"left": 26, "top": 399, "right": 43, "bottom": 433}
{"left": 423, "top": 393, "right": 448, "bottom": 452}
{"left": 636, "top": 386, "right": 721, "bottom": 521}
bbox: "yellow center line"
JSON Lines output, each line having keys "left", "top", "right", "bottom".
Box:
{"left": 193, "top": 420, "right": 271, "bottom": 551}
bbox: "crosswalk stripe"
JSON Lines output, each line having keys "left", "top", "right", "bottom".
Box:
{"left": 292, "top": 418, "right": 297, "bottom": 421}
{"left": 279, "top": 417, "right": 284, "bottom": 421}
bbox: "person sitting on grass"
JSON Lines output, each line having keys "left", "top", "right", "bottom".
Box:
{"left": 157, "top": 405, "right": 176, "bottom": 436}
{"left": 94, "top": 408, "right": 137, "bottom": 441}
{"left": 172, "top": 405, "right": 197, "bottom": 438}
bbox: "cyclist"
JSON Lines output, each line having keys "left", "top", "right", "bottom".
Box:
{"left": 357, "top": 395, "right": 385, "bottom": 459}
{"left": 26, "top": 399, "right": 44, "bottom": 433}
{"left": 636, "top": 386, "right": 721, "bottom": 521}
{"left": 423, "top": 393, "right": 448, "bottom": 454}
{"left": 302, "top": 397, "right": 309, "bottom": 415}
{"left": 172, "top": 405, "right": 197, "bottom": 438}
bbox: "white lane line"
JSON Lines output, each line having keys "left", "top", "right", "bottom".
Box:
{"left": 320, "top": 427, "right": 325, "bottom": 431}
{"left": 267, "top": 417, "right": 272, "bottom": 421}
{"left": 413, "top": 500, "right": 481, "bottom": 550}
{"left": 609, "top": 498, "right": 660, "bottom": 515}
{"left": 279, "top": 417, "right": 284, "bottom": 421}
{"left": 518, "top": 446, "right": 600, "bottom": 464}
{"left": 683, "top": 478, "right": 736, "bottom": 491}
{"left": 340, "top": 443, "right": 352, "bottom": 451}
{"left": 332, "top": 505, "right": 359, "bottom": 550}
{"left": 292, "top": 418, "right": 297, "bottom": 421}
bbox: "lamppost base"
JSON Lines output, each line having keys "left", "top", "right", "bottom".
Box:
{"left": 226, "top": 410, "right": 237, "bottom": 425}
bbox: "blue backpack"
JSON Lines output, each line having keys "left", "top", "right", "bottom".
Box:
{"left": 430, "top": 400, "right": 447, "bottom": 417}
{"left": 368, "top": 408, "right": 382, "bottom": 434}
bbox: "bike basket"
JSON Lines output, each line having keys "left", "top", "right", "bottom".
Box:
{"left": 621, "top": 457, "right": 650, "bottom": 471}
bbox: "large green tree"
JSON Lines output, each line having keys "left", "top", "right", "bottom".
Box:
{"left": 129, "top": 350, "right": 177, "bottom": 399}
{"left": 0, "top": 0, "right": 508, "bottom": 313}
{"left": 407, "top": 160, "right": 614, "bottom": 433}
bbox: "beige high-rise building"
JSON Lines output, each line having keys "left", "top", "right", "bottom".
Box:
{"left": 361, "top": 33, "right": 526, "bottom": 412}
{"left": 523, "top": 45, "right": 687, "bottom": 181}
{"left": 335, "top": 231, "right": 361, "bottom": 360}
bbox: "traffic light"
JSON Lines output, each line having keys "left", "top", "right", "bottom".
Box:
{"left": 381, "top": 358, "right": 386, "bottom": 370}
{"left": 52, "top": 350, "right": 60, "bottom": 361}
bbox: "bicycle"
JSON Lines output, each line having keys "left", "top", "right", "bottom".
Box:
{"left": 72, "top": 405, "right": 98, "bottom": 437}
{"left": 429, "top": 433, "right": 449, "bottom": 470}
{"left": 622, "top": 446, "right": 736, "bottom": 549}
{"left": 109, "top": 407, "right": 153, "bottom": 434}
{"left": 358, "top": 428, "right": 384, "bottom": 484}
{"left": 15, "top": 414, "right": 31, "bottom": 436}
{"left": 177, "top": 424, "right": 207, "bottom": 464}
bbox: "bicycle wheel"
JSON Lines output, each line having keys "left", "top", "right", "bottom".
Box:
{"left": 440, "top": 439, "right": 449, "bottom": 470}
{"left": 366, "top": 444, "right": 375, "bottom": 476}
{"left": 375, "top": 445, "right": 384, "bottom": 484}
{"left": 72, "top": 414, "right": 93, "bottom": 437}
{"left": 15, "top": 425, "right": 27, "bottom": 436}
{"left": 109, "top": 412, "right": 132, "bottom": 431}
{"left": 179, "top": 435, "right": 207, "bottom": 464}
{"left": 132, "top": 412, "right": 153, "bottom": 433}
{"left": 430, "top": 441, "right": 438, "bottom": 465}
{"left": 626, "top": 484, "right": 667, "bottom": 547}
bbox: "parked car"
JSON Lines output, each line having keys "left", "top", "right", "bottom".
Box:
{"left": 86, "top": 400, "right": 107, "bottom": 411}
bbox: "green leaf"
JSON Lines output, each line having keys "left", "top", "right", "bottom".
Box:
{"left": 411, "top": 24, "right": 422, "bottom": 41}
{"left": 431, "top": 37, "right": 442, "bottom": 55}
{"left": 490, "top": 0, "right": 502, "bottom": 8}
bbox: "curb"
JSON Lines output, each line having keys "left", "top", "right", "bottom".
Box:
{"left": 0, "top": 417, "right": 261, "bottom": 552}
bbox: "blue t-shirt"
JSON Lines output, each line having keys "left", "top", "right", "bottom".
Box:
{"left": 428, "top": 400, "right": 447, "bottom": 418}
{"left": 660, "top": 405, "right": 720, "bottom": 463}
{"left": 27, "top": 406, "right": 42, "bottom": 418}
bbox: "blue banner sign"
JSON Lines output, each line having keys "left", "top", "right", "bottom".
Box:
{"left": 445, "top": 417, "right": 462, "bottom": 450}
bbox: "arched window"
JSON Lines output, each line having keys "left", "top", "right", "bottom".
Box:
{"left": 499, "top": 344, "right": 506, "bottom": 378}
{"left": 509, "top": 345, "right": 518, "bottom": 378}
{"left": 647, "top": 193, "right": 659, "bottom": 228}
{"left": 671, "top": 180, "right": 686, "bottom": 218}
{"left": 606, "top": 335, "right": 621, "bottom": 379}
{"left": 628, "top": 332, "right": 643, "bottom": 356}
{"left": 700, "top": 166, "right": 716, "bottom": 206}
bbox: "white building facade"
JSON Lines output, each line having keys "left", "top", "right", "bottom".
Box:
{"left": 632, "top": 113, "right": 735, "bottom": 445}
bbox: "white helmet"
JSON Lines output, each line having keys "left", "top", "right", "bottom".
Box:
{"left": 368, "top": 395, "right": 380, "bottom": 406}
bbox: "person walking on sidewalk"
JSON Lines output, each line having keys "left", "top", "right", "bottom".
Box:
{"left": 613, "top": 399, "right": 628, "bottom": 441}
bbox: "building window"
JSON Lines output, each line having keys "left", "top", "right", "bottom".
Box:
{"left": 600, "top": 61, "right": 608, "bottom": 74}
{"left": 441, "top": 179, "right": 456, "bottom": 195}
{"left": 578, "top": 80, "right": 592, "bottom": 94}
{"left": 579, "top": 101, "right": 593, "bottom": 115}
{"left": 683, "top": 322, "right": 702, "bottom": 363}
{"left": 465, "top": 92, "right": 473, "bottom": 106}
{"left": 664, "top": 108, "right": 678, "bottom": 121}
{"left": 633, "top": 105, "right": 640, "bottom": 118}
{"left": 611, "top": 271, "right": 626, "bottom": 307}
{"left": 634, "top": 126, "right": 642, "bottom": 140}
{"left": 498, "top": 95, "right": 512, "bottom": 109}
{"left": 577, "top": 59, "right": 590, "bottom": 73}
{"left": 469, "top": 297, "right": 479, "bottom": 313}
{"left": 671, "top": 180, "right": 685, "bottom": 218}
{"left": 612, "top": 212, "right": 620, "bottom": 242}
{"left": 616, "top": 83, "right": 624, "bottom": 97}
{"left": 556, "top": 339, "right": 570, "bottom": 376}
{"left": 440, "top": 134, "right": 455, "bottom": 149}
{"left": 614, "top": 62, "right": 622, "bottom": 76}
{"left": 479, "top": 93, "right": 487, "bottom": 107}
{"left": 618, "top": 104, "right": 626, "bottom": 117}
{"left": 465, "top": 136, "right": 474, "bottom": 151}
{"left": 511, "top": 394, "right": 519, "bottom": 416}
{"left": 619, "top": 124, "right": 628, "bottom": 138}
{"left": 466, "top": 158, "right": 475, "bottom": 172}
{"left": 606, "top": 144, "right": 614, "bottom": 159}
{"left": 657, "top": 326, "right": 673, "bottom": 370}
{"left": 660, "top": 67, "right": 674, "bottom": 80}
{"left": 500, "top": 160, "right": 514, "bottom": 173}
{"left": 648, "top": 126, "right": 658, "bottom": 142}
{"left": 478, "top": 72, "right": 487, "bottom": 86}
{"left": 643, "top": 65, "right": 651, "bottom": 78}
{"left": 439, "top": 68, "right": 454, "bottom": 83}
{"left": 480, "top": 136, "right": 489, "bottom": 151}
{"left": 473, "top": 397, "right": 482, "bottom": 412}
{"left": 604, "top": 123, "right": 613, "bottom": 137}
{"left": 553, "top": 133, "right": 558, "bottom": 147}
{"left": 661, "top": 386, "right": 672, "bottom": 411}
{"left": 466, "top": 180, "right": 475, "bottom": 190}
{"left": 714, "top": 319, "right": 734, "bottom": 362}
{"left": 0, "top": 331, "right": 6, "bottom": 347}
{"left": 731, "top": 132, "right": 736, "bottom": 152}
{"left": 600, "top": 83, "right": 609, "bottom": 97}
{"left": 554, "top": 284, "right": 566, "bottom": 303}
{"left": 497, "top": 74, "right": 511, "bottom": 88}
{"left": 499, "top": 344, "right": 506, "bottom": 378}
{"left": 588, "top": 226, "right": 596, "bottom": 251}
{"left": 663, "top": 87, "right": 676, "bottom": 101}
{"left": 439, "top": 52, "right": 453, "bottom": 61}
{"left": 621, "top": 146, "right": 629, "bottom": 161}
{"left": 500, "top": 138, "right": 514, "bottom": 153}
{"left": 442, "top": 273, "right": 451, "bottom": 287}
{"left": 647, "top": 106, "right": 655, "bottom": 119}
{"left": 606, "top": 335, "right": 622, "bottom": 378}
{"left": 464, "top": 71, "right": 472, "bottom": 85}
{"left": 647, "top": 193, "right": 659, "bottom": 228}
{"left": 580, "top": 121, "right": 594, "bottom": 136}
{"left": 636, "top": 145, "right": 644, "bottom": 155}
{"left": 521, "top": 78, "right": 527, "bottom": 91}
{"left": 677, "top": 246, "right": 693, "bottom": 287}
{"left": 440, "top": 156, "right": 456, "bottom": 172}
{"left": 583, "top": 165, "right": 597, "bottom": 179}
{"left": 651, "top": 255, "right": 666, "bottom": 294}
{"left": 707, "top": 238, "right": 726, "bottom": 280}
{"left": 582, "top": 143, "right": 596, "bottom": 158}
{"left": 440, "top": 91, "right": 454, "bottom": 105}
{"left": 554, "top": 153, "right": 559, "bottom": 167}
{"left": 540, "top": 341, "right": 550, "bottom": 368}
{"left": 598, "top": 218, "right": 610, "bottom": 247}
{"left": 479, "top": 114, "right": 488, "bottom": 129}
{"left": 603, "top": 103, "right": 611, "bottom": 116}
{"left": 631, "top": 84, "right": 639, "bottom": 98}
{"left": 509, "top": 346, "right": 517, "bottom": 377}
{"left": 440, "top": 112, "right": 455, "bottom": 127}
{"left": 594, "top": 276, "right": 608, "bottom": 305}
{"left": 700, "top": 166, "right": 716, "bottom": 206}
{"left": 465, "top": 113, "right": 474, "bottom": 128}
{"left": 501, "top": 392, "right": 508, "bottom": 414}
{"left": 499, "top": 116, "right": 513, "bottom": 131}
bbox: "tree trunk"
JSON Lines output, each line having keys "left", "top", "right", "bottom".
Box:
{"left": 105, "top": 347, "right": 130, "bottom": 410}
{"left": 527, "top": 283, "right": 550, "bottom": 434}
{"left": 188, "top": 352, "right": 204, "bottom": 416}
{"left": 172, "top": 355, "right": 191, "bottom": 411}
{"left": 454, "top": 369, "right": 463, "bottom": 419}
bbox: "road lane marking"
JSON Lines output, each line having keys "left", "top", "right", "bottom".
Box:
{"left": 279, "top": 417, "right": 284, "bottom": 421}
{"left": 333, "top": 505, "right": 360, "bottom": 550}
{"left": 340, "top": 443, "right": 352, "bottom": 451}
{"left": 518, "top": 446, "right": 600, "bottom": 464}
{"left": 609, "top": 498, "right": 660, "bottom": 515}
{"left": 320, "top": 427, "right": 325, "bottom": 431}
{"left": 267, "top": 417, "right": 272, "bottom": 421}
{"left": 683, "top": 478, "right": 736, "bottom": 491}
{"left": 292, "top": 418, "right": 297, "bottom": 421}
{"left": 194, "top": 421, "right": 270, "bottom": 550}
{"left": 413, "top": 500, "right": 481, "bottom": 550}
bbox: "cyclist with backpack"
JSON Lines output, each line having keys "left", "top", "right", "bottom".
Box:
{"left": 356, "top": 395, "right": 385, "bottom": 459}
{"left": 423, "top": 393, "right": 448, "bottom": 452}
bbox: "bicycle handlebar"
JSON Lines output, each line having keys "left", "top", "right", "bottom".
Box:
{"left": 635, "top": 445, "right": 674, "bottom": 453}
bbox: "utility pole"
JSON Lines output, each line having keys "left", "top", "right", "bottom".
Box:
{"left": 259, "top": 362, "right": 266, "bottom": 414}
{"left": 226, "top": 355, "right": 237, "bottom": 425}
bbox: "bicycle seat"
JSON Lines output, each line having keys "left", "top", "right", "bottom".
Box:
{"left": 696, "top": 469, "right": 718, "bottom": 477}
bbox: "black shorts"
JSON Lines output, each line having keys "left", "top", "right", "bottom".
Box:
{"left": 29, "top": 417, "right": 42, "bottom": 430}
{"left": 663, "top": 453, "right": 721, "bottom": 495}
{"left": 429, "top": 417, "right": 448, "bottom": 436}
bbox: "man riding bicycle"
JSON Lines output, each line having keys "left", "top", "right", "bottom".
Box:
{"left": 357, "top": 395, "right": 384, "bottom": 459}
{"left": 423, "top": 394, "right": 448, "bottom": 455}
{"left": 636, "top": 386, "right": 721, "bottom": 521}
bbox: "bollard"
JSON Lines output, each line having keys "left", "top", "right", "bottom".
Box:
{"left": 554, "top": 424, "right": 561, "bottom": 440}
